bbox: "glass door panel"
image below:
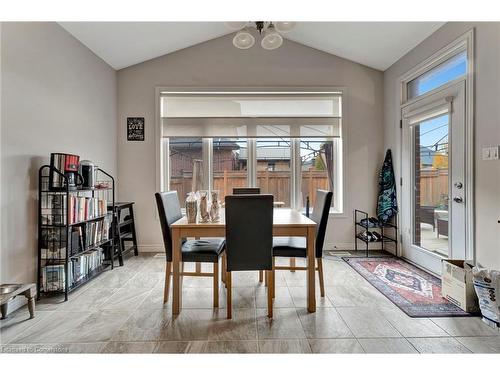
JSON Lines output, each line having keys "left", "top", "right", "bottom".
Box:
{"left": 412, "top": 114, "right": 449, "bottom": 257}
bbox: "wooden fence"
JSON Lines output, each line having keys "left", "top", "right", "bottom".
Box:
{"left": 170, "top": 168, "right": 330, "bottom": 207}
{"left": 420, "top": 168, "right": 449, "bottom": 207}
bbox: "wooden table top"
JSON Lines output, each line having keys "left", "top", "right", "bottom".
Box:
{"left": 171, "top": 208, "right": 316, "bottom": 229}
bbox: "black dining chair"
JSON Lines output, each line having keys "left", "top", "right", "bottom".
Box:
{"left": 232, "top": 187, "right": 261, "bottom": 195}
{"left": 155, "top": 191, "right": 225, "bottom": 307}
{"left": 272, "top": 189, "right": 333, "bottom": 297}
{"left": 231, "top": 187, "right": 267, "bottom": 283}
{"left": 224, "top": 194, "right": 274, "bottom": 319}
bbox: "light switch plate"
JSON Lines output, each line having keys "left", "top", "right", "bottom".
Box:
{"left": 482, "top": 146, "right": 499, "bottom": 160}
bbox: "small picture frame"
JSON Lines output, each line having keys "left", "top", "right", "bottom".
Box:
{"left": 127, "top": 117, "right": 145, "bottom": 141}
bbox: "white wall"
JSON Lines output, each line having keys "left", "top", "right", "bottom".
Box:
{"left": 384, "top": 22, "right": 500, "bottom": 269}
{"left": 0, "top": 22, "right": 117, "bottom": 285}
{"left": 117, "top": 34, "right": 385, "bottom": 251}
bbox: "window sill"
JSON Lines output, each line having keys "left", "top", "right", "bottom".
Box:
{"left": 300, "top": 208, "right": 347, "bottom": 218}
{"left": 329, "top": 209, "right": 347, "bottom": 218}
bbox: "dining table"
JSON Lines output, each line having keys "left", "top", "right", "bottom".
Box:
{"left": 170, "top": 208, "right": 317, "bottom": 315}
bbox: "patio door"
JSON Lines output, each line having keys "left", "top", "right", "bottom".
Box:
{"left": 401, "top": 81, "right": 466, "bottom": 275}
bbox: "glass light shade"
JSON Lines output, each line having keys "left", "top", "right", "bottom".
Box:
{"left": 275, "top": 22, "right": 296, "bottom": 33}
{"left": 233, "top": 29, "right": 255, "bottom": 49}
{"left": 225, "top": 22, "right": 248, "bottom": 30}
{"left": 261, "top": 26, "right": 283, "bottom": 50}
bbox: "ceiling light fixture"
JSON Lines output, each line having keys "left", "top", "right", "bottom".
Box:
{"left": 261, "top": 23, "right": 283, "bottom": 50}
{"left": 232, "top": 27, "right": 255, "bottom": 49}
{"left": 227, "top": 21, "right": 295, "bottom": 50}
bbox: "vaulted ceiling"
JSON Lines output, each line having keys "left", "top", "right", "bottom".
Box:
{"left": 59, "top": 22, "right": 444, "bottom": 71}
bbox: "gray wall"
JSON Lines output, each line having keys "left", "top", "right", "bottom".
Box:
{"left": 117, "top": 34, "right": 385, "bottom": 251}
{"left": 0, "top": 22, "right": 117, "bottom": 284}
{"left": 384, "top": 22, "right": 500, "bottom": 269}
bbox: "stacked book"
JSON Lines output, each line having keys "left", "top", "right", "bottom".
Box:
{"left": 41, "top": 194, "right": 67, "bottom": 225}
{"left": 68, "top": 248, "right": 105, "bottom": 286}
{"left": 84, "top": 214, "right": 112, "bottom": 248}
{"left": 69, "top": 196, "right": 108, "bottom": 224}
{"left": 41, "top": 248, "right": 105, "bottom": 291}
{"left": 41, "top": 195, "right": 108, "bottom": 225}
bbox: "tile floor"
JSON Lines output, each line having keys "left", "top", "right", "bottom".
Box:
{"left": 1, "top": 253, "right": 499, "bottom": 354}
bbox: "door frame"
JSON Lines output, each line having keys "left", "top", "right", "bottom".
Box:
{"left": 401, "top": 81, "right": 466, "bottom": 274}
{"left": 396, "top": 29, "right": 475, "bottom": 269}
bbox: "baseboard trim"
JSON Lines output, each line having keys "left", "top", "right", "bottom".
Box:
{"left": 138, "top": 245, "right": 163, "bottom": 253}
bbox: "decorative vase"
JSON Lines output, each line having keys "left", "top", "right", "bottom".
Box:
{"left": 185, "top": 192, "right": 198, "bottom": 223}
{"left": 198, "top": 190, "right": 210, "bottom": 223}
{"left": 210, "top": 190, "right": 221, "bottom": 222}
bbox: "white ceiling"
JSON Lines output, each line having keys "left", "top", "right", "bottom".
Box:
{"left": 59, "top": 22, "right": 444, "bottom": 71}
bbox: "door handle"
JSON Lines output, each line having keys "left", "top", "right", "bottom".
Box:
{"left": 453, "top": 196, "right": 463, "bottom": 203}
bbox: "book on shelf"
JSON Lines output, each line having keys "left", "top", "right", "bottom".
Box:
{"left": 41, "top": 248, "right": 105, "bottom": 291}
{"left": 84, "top": 214, "right": 112, "bottom": 248}
{"left": 68, "top": 248, "right": 105, "bottom": 286}
{"left": 41, "top": 194, "right": 67, "bottom": 225}
{"left": 41, "top": 264, "right": 66, "bottom": 292}
{"left": 40, "top": 195, "right": 108, "bottom": 225}
{"left": 70, "top": 196, "right": 107, "bottom": 224}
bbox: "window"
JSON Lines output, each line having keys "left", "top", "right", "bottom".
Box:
{"left": 160, "top": 91, "right": 343, "bottom": 213}
{"left": 407, "top": 50, "right": 467, "bottom": 100}
{"left": 256, "top": 138, "right": 291, "bottom": 207}
{"left": 212, "top": 138, "right": 247, "bottom": 203}
{"left": 168, "top": 138, "right": 203, "bottom": 201}
{"left": 300, "top": 139, "right": 334, "bottom": 209}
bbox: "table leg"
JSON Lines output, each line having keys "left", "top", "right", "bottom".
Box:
{"left": 290, "top": 257, "right": 296, "bottom": 272}
{"left": 306, "top": 226, "right": 316, "bottom": 313}
{"left": 172, "top": 227, "right": 182, "bottom": 315}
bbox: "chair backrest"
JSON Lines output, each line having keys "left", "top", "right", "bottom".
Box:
{"left": 225, "top": 194, "right": 273, "bottom": 271}
{"left": 232, "top": 187, "right": 261, "bottom": 195}
{"left": 155, "top": 191, "right": 183, "bottom": 262}
{"left": 310, "top": 190, "right": 333, "bottom": 258}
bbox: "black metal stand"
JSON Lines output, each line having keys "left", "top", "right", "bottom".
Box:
{"left": 37, "top": 165, "right": 115, "bottom": 301}
{"left": 108, "top": 202, "right": 139, "bottom": 266}
{"left": 354, "top": 209, "right": 398, "bottom": 257}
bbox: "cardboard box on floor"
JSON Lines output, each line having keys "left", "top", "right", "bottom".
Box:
{"left": 441, "top": 259, "right": 480, "bottom": 313}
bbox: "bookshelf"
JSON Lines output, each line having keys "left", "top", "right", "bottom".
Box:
{"left": 37, "top": 165, "right": 121, "bottom": 301}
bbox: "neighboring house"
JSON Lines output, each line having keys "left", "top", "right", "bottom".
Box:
{"left": 169, "top": 138, "right": 241, "bottom": 176}
{"left": 420, "top": 146, "right": 436, "bottom": 169}
{"left": 239, "top": 147, "right": 291, "bottom": 171}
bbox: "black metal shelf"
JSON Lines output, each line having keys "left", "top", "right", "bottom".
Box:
{"left": 354, "top": 209, "right": 398, "bottom": 257}
{"left": 41, "top": 213, "right": 110, "bottom": 228}
{"left": 37, "top": 164, "right": 121, "bottom": 302}
{"left": 118, "top": 219, "right": 133, "bottom": 228}
{"left": 68, "top": 264, "right": 110, "bottom": 292}
{"left": 70, "top": 238, "right": 113, "bottom": 258}
{"left": 40, "top": 239, "right": 113, "bottom": 262}
{"left": 40, "top": 187, "right": 112, "bottom": 194}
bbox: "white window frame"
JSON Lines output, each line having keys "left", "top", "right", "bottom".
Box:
{"left": 156, "top": 87, "right": 345, "bottom": 215}
{"left": 397, "top": 29, "right": 475, "bottom": 262}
